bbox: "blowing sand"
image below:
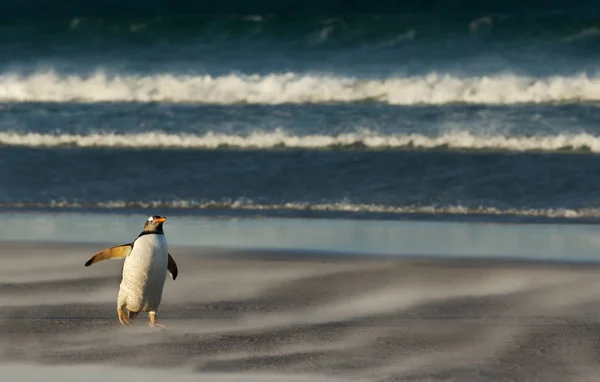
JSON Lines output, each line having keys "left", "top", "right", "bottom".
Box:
{"left": 2, "top": 241, "right": 600, "bottom": 381}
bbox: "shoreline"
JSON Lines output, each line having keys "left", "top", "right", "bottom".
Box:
{"left": 3, "top": 240, "right": 600, "bottom": 268}
{"left": 1, "top": 211, "right": 600, "bottom": 263}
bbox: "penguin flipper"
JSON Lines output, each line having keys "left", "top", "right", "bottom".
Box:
{"left": 85, "top": 243, "right": 133, "bottom": 267}
{"left": 167, "top": 253, "right": 178, "bottom": 280}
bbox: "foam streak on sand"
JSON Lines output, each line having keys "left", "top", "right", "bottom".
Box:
{"left": 2, "top": 200, "right": 597, "bottom": 219}
{"left": 2, "top": 71, "right": 600, "bottom": 105}
{"left": 3, "top": 130, "right": 600, "bottom": 153}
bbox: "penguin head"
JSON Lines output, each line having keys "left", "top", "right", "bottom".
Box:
{"left": 143, "top": 215, "right": 167, "bottom": 233}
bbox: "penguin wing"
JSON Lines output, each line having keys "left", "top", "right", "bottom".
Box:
{"left": 167, "top": 253, "right": 178, "bottom": 280}
{"left": 84, "top": 243, "right": 133, "bottom": 267}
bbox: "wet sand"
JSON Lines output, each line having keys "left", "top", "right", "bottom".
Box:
{"left": 3, "top": 241, "right": 600, "bottom": 381}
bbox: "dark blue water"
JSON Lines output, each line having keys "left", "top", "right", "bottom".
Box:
{"left": 1, "top": 1, "right": 600, "bottom": 222}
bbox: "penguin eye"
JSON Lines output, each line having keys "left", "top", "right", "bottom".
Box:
{"left": 148, "top": 216, "right": 154, "bottom": 222}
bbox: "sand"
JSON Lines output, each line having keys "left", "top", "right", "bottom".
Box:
{"left": 2, "top": 241, "right": 600, "bottom": 381}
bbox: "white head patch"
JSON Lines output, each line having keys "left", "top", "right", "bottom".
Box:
{"left": 148, "top": 216, "right": 154, "bottom": 222}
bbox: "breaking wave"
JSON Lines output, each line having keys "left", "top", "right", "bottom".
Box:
{"left": 2, "top": 71, "right": 600, "bottom": 105}
{"left": 2, "top": 199, "right": 599, "bottom": 219}
{"left": 3, "top": 130, "right": 600, "bottom": 153}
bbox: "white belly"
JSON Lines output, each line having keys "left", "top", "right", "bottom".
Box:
{"left": 118, "top": 234, "right": 168, "bottom": 312}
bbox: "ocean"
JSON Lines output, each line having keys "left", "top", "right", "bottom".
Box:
{"left": 2, "top": 1, "right": 600, "bottom": 224}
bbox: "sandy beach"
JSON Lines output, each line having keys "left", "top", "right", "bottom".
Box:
{"left": 2, "top": 241, "right": 600, "bottom": 381}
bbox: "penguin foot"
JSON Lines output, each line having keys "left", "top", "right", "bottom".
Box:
{"left": 117, "top": 307, "right": 131, "bottom": 326}
{"left": 148, "top": 311, "right": 166, "bottom": 328}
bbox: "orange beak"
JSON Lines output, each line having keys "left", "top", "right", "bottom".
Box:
{"left": 155, "top": 217, "right": 167, "bottom": 223}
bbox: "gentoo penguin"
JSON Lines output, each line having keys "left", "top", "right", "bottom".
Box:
{"left": 84, "top": 215, "right": 178, "bottom": 328}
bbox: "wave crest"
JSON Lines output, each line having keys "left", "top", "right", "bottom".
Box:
{"left": 2, "top": 130, "right": 600, "bottom": 153}
{"left": 2, "top": 71, "right": 600, "bottom": 105}
{"left": 2, "top": 200, "right": 598, "bottom": 219}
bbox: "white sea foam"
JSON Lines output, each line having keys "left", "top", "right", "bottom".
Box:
{"left": 1, "top": 70, "right": 600, "bottom": 104}
{"left": 469, "top": 16, "right": 494, "bottom": 32}
{"left": 2, "top": 130, "right": 600, "bottom": 152}
{"left": 3, "top": 199, "right": 598, "bottom": 219}
{"left": 563, "top": 27, "right": 600, "bottom": 42}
